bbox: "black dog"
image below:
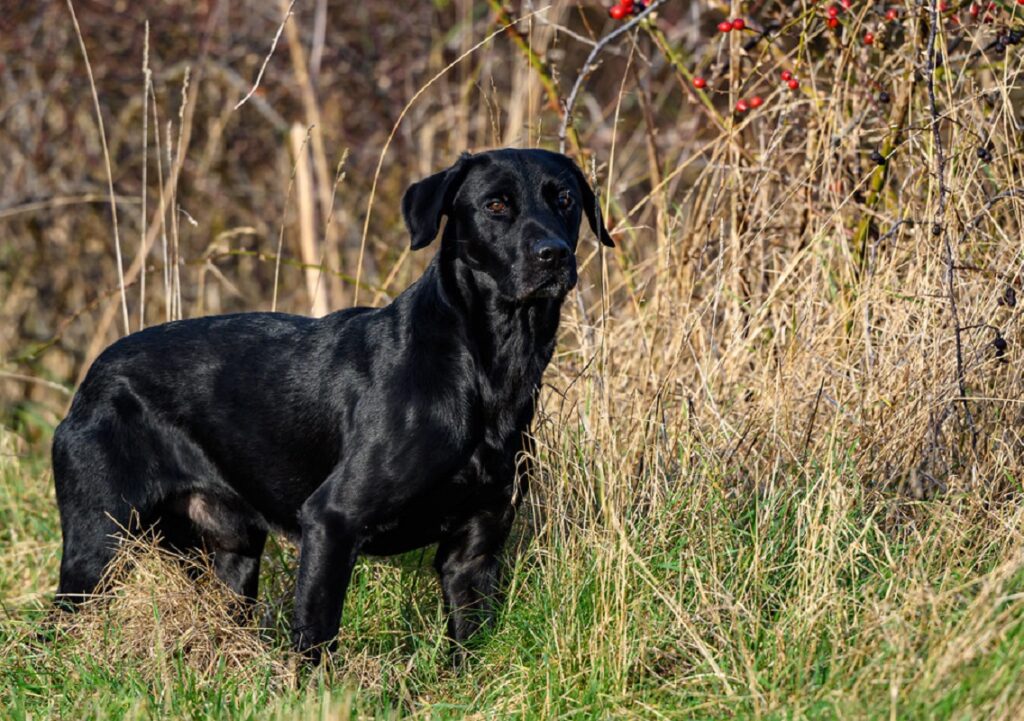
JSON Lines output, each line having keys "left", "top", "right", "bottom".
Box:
{"left": 52, "top": 147, "right": 613, "bottom": 662}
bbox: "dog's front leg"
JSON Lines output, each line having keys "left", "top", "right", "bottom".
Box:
{"left": 434, "top": 507, "right": 513, "bottom": 665}
{"left": 291, "top": 485, "right": 359, "bottom": 664}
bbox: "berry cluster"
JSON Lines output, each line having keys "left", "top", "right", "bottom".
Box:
{"left": 608, "top": 0, "right": 647, "bottom": 20}
{"left": 718, "top": 17, "right": 747, "bottom": 33}
{"left": 735, "top": 95, "right": 763, "bottom": 113}
{"left": 685, "top": 2, "right": 1024, "bottom": 123}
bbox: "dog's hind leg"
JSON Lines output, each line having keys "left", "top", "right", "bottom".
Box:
{"left": 54, "top": 502, "right": 135, "bottom": 608}
{"left": 177, "top": 492, "right": 268, "bottom": 604}
{"left": 52, "top": 421, "right": 141, "bottom": 608}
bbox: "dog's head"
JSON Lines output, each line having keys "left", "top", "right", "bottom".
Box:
{"left": 401, "top": 148, "right": 614, "bottom": 302}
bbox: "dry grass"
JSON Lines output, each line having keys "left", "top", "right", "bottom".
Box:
{"left": 52, "top": 534, "right": 294, "bottom": 687}
{"left": 2, "top": 0, "right": 1024, "bottom": 718}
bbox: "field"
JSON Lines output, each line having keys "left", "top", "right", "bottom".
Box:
{"left": 2, "top": 0, "right": 1024, "bottom": 718}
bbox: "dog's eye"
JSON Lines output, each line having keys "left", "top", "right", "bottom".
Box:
{"left": 485, "top": 198, "right": 509, "bottom": 215}
{"left": 556, "top": 191, "right": 574, "bottom": 210}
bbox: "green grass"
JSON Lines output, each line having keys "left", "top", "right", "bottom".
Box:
{"left": 2, "top": 427, "right": 1023, "bottom": 720}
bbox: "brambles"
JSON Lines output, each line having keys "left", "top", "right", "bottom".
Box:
{"left": 607, "top": 0, "right": 647, "bottom": 20}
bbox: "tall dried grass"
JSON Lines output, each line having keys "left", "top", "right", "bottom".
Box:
{"left": 2, "top": 0, "right": 1024, "bottom": 717}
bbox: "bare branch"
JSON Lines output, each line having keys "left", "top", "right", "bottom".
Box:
{"left": 558, "top": 0, "right": 667, "bottom": 154}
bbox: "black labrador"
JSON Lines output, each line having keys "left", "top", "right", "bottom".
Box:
{"left": 52, "top": 147, "right": 614, "bottom": 662}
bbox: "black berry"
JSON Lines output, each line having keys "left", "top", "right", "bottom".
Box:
{"left": 977, "top": 147, "right": 993, "bottom": 162}
{"left": 878, "top": 91, "right": 891, "bottom": 103}
{"left": 870, "top": 149, "right": 886, "bottom": 165}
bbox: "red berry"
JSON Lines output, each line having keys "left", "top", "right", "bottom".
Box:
{"left": 864, "top": 32, "right": 874, "bottom": 44}
{"left": 693, "top": 76, "right": 707, "bottom": 89}
{"left": 949, "top": 14, "right": 960, "bottom": 24}
{"left": 781, "top": 69, "right": 793, "bottom": 81}
{"left": 827, "top": 16, "right": 839, "bottom": 28}
{"left": 609, "top": 4, "right": 627, "bottom": 19}
{"left": 718, "top": 20, "right": 733, "bottom": 32}
{"left": 969, "top": 3, "right": 979, "bottom": 16}
{"left": 841, "top": 0, "right": 852, "bottom": 8}
{"left": 732, "top": 18, "right": 746, "bottom": 30}
{"left": 885, "top": 8, "right": 898, "bottom": 20}
{"left": 735, "top": 99, "right": 749, "bottom": 112}
{"left": 622, "top": 0, "right": 634, "bottom": 6}
{"left": 938, "top": 0, "right": 949, "bottom": 10}
{"left": 828, "top": 5, "right": 840, "bottom": 17}
{"left": 1017, "top": 0, "right": 1024, "bottom": 6}
{"left": 749, "top": 95, "right": 764, "bottom": 108}
{"left": 788, "top": 78, "right": 800, "bottom": 90}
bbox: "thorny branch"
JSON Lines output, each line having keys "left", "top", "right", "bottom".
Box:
{"left": 558, "top": 0, "right": 667, "bottom": 154}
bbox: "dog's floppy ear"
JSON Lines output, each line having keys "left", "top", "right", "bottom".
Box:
{"left": 402, "top": 153, "right": 471, "bottom": 250}
{"left": 568, "top": 161, "right": 615, "bottom": 248}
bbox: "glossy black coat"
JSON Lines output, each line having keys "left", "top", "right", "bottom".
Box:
{"left": 51, "top": 148, "right": 614, "bottom": 662}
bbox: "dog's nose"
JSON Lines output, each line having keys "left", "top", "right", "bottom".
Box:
{"left": 534, "top": 239, "right": 572, "bottom": 266}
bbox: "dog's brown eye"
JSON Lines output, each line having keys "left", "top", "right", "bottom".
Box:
{"left": 485, "top": 199, "right": 508, "bottom": 214}
{"left": 556, "top": 191, "right": 573, "bottom": 210}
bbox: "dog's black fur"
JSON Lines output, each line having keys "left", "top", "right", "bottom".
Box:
{"left": 51, "top": 148, "right": 613, "bottom": 662}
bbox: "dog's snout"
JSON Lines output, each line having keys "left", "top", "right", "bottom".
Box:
{"left": 534, "top": 239, "right": 572, "bottom": 266}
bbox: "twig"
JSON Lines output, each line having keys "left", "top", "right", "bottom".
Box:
{"left": 272, "top": 125, "right": 313, "bottom": 312}
{"left": 309, "top": 0, "right": 328, "bottom": 82}
{"left": 66, "top": 0, "right": 130, "bottom": 336}
{"left": 140, "top": 21, "right": 150, "bottom": 330}
{"left": 234, "top": 0, "right": 295, "bottom": 110}
{"left": 801, "top": 379, "right": 825, "bottom": 461}
{"left": 925, "top": 0, "right": 976, "bottom": 451}
{"left": 354, "top": 6, "right": 550, "bottom": 306}
{"left": 956, "top": 189, "right": 1024, "bottom": 245}
{"left": 487, "top": 1, "right": 581, "bottom": 153}
{"left": 0, "top": 371, "right": 73, "bottom": 396}
{"left": 557, "top": 0, "right": 667, "bottom": 154}
{"left": 0, "top": 194, "right": 140, "bottom": 221}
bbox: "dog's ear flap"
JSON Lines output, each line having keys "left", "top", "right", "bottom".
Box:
{"left": 569, "top": 161, "right": 615, "bottom": 248}
{"left": 402, "top": 154, "right": 471, "bottom": 250}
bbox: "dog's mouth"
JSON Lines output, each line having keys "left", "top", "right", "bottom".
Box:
{"left": 523, "top": 266, "right": 577, "bottom": 300}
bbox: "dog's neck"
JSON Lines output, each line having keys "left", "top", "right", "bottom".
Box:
{"left": 412, "top": 253, "right": 563, "bottom": 390}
